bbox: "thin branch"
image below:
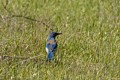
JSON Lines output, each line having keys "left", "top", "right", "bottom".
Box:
{"left": 1, "top": 0, "right": 53, "bottom": 29}
{"left": 0, "top": 54, "right": 45, "bottom": 66}
{"left": 4, "top": 0, "right": 8, "bottom": 9}
{"left": 20, "top": 55, "right": 45, "bottom": 64}
{"left": 11, "top": 14, "right": 51, "bottom": 27}
{"left": 1, "top": 0, "right": 11, "bottom": 14}
{"left": 0, "top": 55, "right": 28, "bottom": 60}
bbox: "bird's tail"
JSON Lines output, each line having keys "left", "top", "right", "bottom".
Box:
{"left": 46, "top": 52, "right": 54, "bottom": 62}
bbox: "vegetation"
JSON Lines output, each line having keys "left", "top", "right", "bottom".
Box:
{"left": 0, "top": 0, "right": 120, "bottom": 80}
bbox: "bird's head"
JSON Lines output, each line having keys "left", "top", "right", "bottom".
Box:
{"left": 50, "top": 32, "right": 62, "bottom": 38}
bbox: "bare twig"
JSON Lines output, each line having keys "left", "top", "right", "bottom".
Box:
{"left": 0, "top": 55, "right": 28, "bottom": 60}
{"left": 4, "top": 0, "right": 8, "bottom": 9}
{"left": 20, "top": 55, "right": 44, "bottom": 64}
{"left": 1, "top": 0, "right": 53, "bottom": 30}
{"left": 0, "top": 55, "right": 45, "bottom": 67}
{"left": 0, "top": 54, "right": 45, "bottom": 64}
{"left": 1, "top": 0, "right": 11, "bottom": 14}
{"left": 11, "top": 15, "right": 48, "bottom": 26}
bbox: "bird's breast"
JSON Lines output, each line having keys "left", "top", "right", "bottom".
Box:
{"left": 47, "top": 39, "right": 56, "bottom": 44}
{"left": 46, "top": 47, "right": 49, "bottom": 53}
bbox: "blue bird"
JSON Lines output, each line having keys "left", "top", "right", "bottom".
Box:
{"left": 46, "top": 32, "right": 62, "bottom": 61}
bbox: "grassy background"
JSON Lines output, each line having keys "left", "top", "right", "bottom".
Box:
{"left": 0, "top": 0, "right": 120, "bottom": 80}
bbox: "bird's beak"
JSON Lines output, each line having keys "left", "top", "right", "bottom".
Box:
{"left": 56, "top": 33, "right": 62, "bottom": 35}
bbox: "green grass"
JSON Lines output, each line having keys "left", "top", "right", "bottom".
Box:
{"left": 0, "top": 0, "right": 120, "bottom": 80}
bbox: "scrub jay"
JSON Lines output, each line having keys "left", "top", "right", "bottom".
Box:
{"left": 46, "top": 32, "right": 62, "bottom": 61}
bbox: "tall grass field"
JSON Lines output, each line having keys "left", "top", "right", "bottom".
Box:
{"left": 0, "top": 0, "right": 120, "bottom": 80}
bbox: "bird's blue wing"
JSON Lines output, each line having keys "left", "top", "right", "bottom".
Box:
{"left": 46, "top": 40, "right": 57, "bottom": 54}
{"left": 46, "top": 39, "right": 57, "bottom": 61}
